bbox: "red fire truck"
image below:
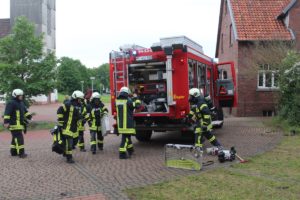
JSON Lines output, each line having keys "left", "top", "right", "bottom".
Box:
{"left": 110, "top": 36, "right": 236, "bottom": 142}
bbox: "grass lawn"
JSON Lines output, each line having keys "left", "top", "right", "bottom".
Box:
{"left": 127, "top": 131, "right": 300, "bottom": 200}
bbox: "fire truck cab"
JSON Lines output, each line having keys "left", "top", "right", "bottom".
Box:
{"left": 110, "top": 36, "right": 236, "bottom": 142}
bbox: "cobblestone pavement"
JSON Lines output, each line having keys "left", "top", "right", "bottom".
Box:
{"left": 0, "top": 104, "right": 283, "bottom": 199}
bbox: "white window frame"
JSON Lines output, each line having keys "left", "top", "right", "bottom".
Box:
{"left": 257, "top": 69, "right": 279, "bottom": 89}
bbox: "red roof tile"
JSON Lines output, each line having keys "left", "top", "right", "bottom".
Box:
{"left": 230, "top": 0, "right": 293, "bottom": 40}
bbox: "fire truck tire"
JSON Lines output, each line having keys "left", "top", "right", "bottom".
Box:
{"left": 135, "top": 130, "right": 153, "bottom": 142}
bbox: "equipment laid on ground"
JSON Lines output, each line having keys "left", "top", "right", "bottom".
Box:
{"left": 50, "top": 125, "right": 64, "bottom": 155}
{"left": 110, "top": 36, "right": 236, "bottom": 142}
{"left": 165, "top": 144, "right": 203, "bottom": 171}
{"left": 101, "top": 114, "right": 111, "bottom": 137}
{"left": 206, "top": 146, "right": 220, "bottom": 156}
{"left": 218, "top": 147, "right": 236, "bottom": 163}
{"left": 235, "top": 153, "right": 248, "bottom": 163}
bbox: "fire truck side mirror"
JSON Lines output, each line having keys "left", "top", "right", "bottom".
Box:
{"left": 163, "top": 46, "right": 173, "bottom": 56}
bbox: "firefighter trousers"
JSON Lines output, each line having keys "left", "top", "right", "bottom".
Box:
{"left": 194, "top": 129, "right": 221, "bottom": 148}
{"left": 64, "top": 135, "right": 73, "bottom": 160}
{"left": 90, "top": 130, "right": 103, "bottom": 152}
{"left": 73, "top": 132, "right": 79, "bottom": 149}
{"left": 119, "top": 134, "right": 134, "bottom": 155}
{"left": 78, "top": 131, "right": 85, "bottom": 150}
{"left": 10, "top": 130, "right": 25, "bottom": 156}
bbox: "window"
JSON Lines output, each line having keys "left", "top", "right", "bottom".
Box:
{"left": 257, "top": 64, "right": 279, "bottom": 89}
{"left": 229, "top": 24, "right": 233, "bottom": 47}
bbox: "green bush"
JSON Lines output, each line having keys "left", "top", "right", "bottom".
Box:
{"left": 278, "top": 51, "right": 300, "bottom": 127}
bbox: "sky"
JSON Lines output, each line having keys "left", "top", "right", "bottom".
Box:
{"left": 0, "top": 0, "right": 221, "bottom": 68}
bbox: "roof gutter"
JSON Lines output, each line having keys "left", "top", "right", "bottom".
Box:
{"left": 227, "top": 0, "right": 239, "bottom": 40}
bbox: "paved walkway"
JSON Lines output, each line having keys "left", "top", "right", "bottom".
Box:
{"left": 0, "top": 114, "right": 282, "bottom": 200}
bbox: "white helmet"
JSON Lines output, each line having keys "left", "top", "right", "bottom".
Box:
{"left": 71, "top": 90, "right": 84, "bottom": 99}
{"left": 12, "top": 89, "right": 24, "bottom": 97}
{"left": 189, "top": 88, "right": 201, "bottom": 98}
{"left": 120, "top": 86, "right": 130, "bottom": 94}
{"left": 91, "top": 92, "right": 101, "bottom": 100}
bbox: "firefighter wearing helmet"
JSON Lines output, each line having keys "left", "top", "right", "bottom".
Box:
{"left": 187, "top": 88, "right": 222, "bottom": 151}
{"left": 3, "top": 89, "right": 32, "bottom": 158}
{"left": 88, "top": 92, "right": 108, "bottom": 154}
{"left": 74, "top": 95, "right": 90, "bottom": 152}
{"left": 116, "top": 86, "right": 138, "bottom": 159}
{"left": 57, "top": 90, "right": 84, "bottom": 163}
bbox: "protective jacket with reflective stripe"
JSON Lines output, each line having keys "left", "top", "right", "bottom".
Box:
{"left": 188, "top": 97, "right": 212, "bottom": 130}
{"left": 76, "top": 104, "right": 89, "bottom": 131}
{"left": 89, "top": 101, "right": 108, "bottom": 131}
{"left": 116, "top": 94, "right": 135, "bottom": 135}
{"left": 4, "top": 98, "right": 31, "bottom": 131}
{"left": 57, "top": 100, "right": 81, "bottom": 137}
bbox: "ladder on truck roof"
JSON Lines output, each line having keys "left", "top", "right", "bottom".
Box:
{"left": 111, "top": 51, "right": 127, "bottom": 97}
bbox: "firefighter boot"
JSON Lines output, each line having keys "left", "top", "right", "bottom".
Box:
{"left": 119, "top": 152, "right": 128, "bottom": 159}
{"left": 98, "top": 144, "right": 103, "bottom": 151}
{"left": 66, "top": 155, "right": 75, "bottom": 164}
{"left": 127, "top": 148, "right": 134, "bottom": 157}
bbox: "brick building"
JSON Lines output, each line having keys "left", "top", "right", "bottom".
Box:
{"left": 0, "top": 0, "right": 56, "bottom": 53}
{"left": 216, "top": 0, "right": 300, "bottom": 117}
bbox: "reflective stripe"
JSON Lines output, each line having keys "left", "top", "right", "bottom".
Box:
{"left": 63, "top": 106, "right": 74, "bottom": 137}
{"left": 9, "top": 125, "right": 24, "bottom": 130}
{"left": 119, "top": 147, "right": 126, "bottom": 152}
{"left": 189, "top": 111, "right": 194, "bottom": 115}
{"left": 118, "top": 128, "right": 136, "bottom": 134}
{"left": 123, "top": 102, "right": 127, "bottom": 129}
{"left": 125, "top": 138, "right": 128, "bottom": 149}
{"left": 65, "top": 140, "right": 72, "bottom": 155}
{"left": 63, "top": 105, "right": 66, "bottom": 111}
{"left": 4, "top": 115, "right": 10, "bottom": 119}
{"left": 24, "top": 112, "right": 31, "bottom": 117}
{"left": 97, "top": 140, "right": 103, "bottom": 144}
{"left": 15, "top": 138, "right": 19, "bottom": 155}
{"left": 209, "top": 136, "right": 216, "bottom": 143}
{"left": 57, "top": 114, "right": 63, "bottom": 118}
{"left": 200, "top": 104, "right": 208, "bottom": 110}
{"left": 90, "top": 141, "right": 97, "bottom": 145}
{"left": 195, "top": 127, "right": 201, "bottom": 133}
{"left": 204, "top": 115, "right": 210, "bottom": 119}
{"left": 73, "top": 132, "right": 79, "bottom": 138}
{"left": 127, "top": 144, "right": 133, "bottom": 149}
{"left": 10, "top": 145, "right": 16, "bottom": 148}
{"left": 78, "top": 143, "right": 84, "bottom": 147}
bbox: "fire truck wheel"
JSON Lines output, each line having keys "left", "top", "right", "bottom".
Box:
{"left": 135, "top": 130, "right": 153, "bottom": 142}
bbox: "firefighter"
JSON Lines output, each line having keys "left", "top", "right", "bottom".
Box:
{"left": 187, "top": 88, "right": 222, "bottom": 151}
{"left": 3, "top": 89, "right": 32, "bottom": 158}
{"left": 57, "top": 90, "right": 83, "bottom": 163}
{"left": 88, "top": 92, "right": 108, "bottom": 154}
{"left": 116, "top": 87, "right": 139, "bottom": 159}
{"left": 75, "top": 98, "right": 89, "bottom": 152}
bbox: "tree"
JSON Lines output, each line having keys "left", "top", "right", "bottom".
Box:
{"left": 57, "top": 57, "right": 89, "bottom": 94}
{"left": 0, "top": 16, "right": 56, "bottom": 101}
{"left": 278, "top": 51, "right": 300, "bottom": 126}
{"left": 87, "top": 63, "right": 110, "bottom": 93}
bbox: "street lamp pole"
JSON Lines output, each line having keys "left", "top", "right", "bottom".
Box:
{"left": 90, "top": 77, "right": 95, "bottom": 92}
{"left": 80, "top": 81, "right": 84, "bottom": 92}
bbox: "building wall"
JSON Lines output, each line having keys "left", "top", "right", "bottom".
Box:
{"left": 237, "top": 42, "right": 279, "bottom": 117}
{"left": 10, "top": 0, "right": 56, "bottom": 52}
{"left": 289, "top": 0, "right": 300, "bottom": 51}
{"left": 217, "top": 0, "right": 239, "bottom": 116}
